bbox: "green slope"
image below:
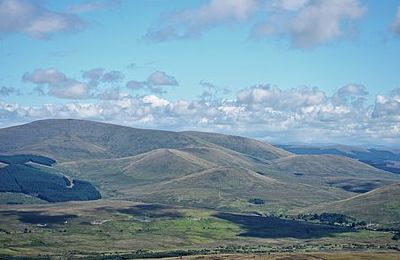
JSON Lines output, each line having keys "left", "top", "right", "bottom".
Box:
{"left": 126, "top": 166, "right": 352, "bottom": 212}
{"left": 0, "top": 192, "right": 48, "bottom": 205}
{"left": 300, "top": 183, "right": 400, "bottom": 229}
{"left": 184, "top": 131, "right": 292, "bottom": 160}
{"left": 2, "top": 119, "right": 400, "bottom": 213}
{"left": 259, "top": 155, "right": 398, "bottom": 193}
{"left": 0, "top": 119, "right": 291, "bottom": 162}
{"left": 59, "top": 152, "right": 398, "bottom": 212}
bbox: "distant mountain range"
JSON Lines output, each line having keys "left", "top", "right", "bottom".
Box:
{"left": 0, "top": 119, "right": 399, "bottom": 227}
{"left": 278, "top": 144, "right": 400, "bottom": 174}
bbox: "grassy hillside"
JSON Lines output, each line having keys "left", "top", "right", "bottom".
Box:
{"left": 185, "top": 131, "right": 291, "bottom": 160}
{"left": 58, "top": 152, "right": 399, "bottom": 212}
{"left": 0, "top": 192, "right": 48, "bottom": 205}
{"left": 260, "top": 155, "right": 398, "bottom": 193}
{"left": 2, "top": 119, "right": 400, "bottom": 212}
{"left": 300, "top": 183, "right": 400, "bottom": 229}
{"left": 0, "top": 119, "right": 291, "bottom": 162}
{"left": 279, "top": 144, "right": 400, "bottom": 174}
{"left": 126, "top": 166, "right": 351, "bottom": 212}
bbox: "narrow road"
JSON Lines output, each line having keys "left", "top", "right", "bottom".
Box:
{"left": 59, "top": 172, "right": 74, "bottom": 188}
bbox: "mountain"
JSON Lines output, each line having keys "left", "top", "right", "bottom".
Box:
{"left": 278, "top": 144, "right": 400, "bottom": 174}
{"left": 259, "top": 155, "right": 397, "bottom": 193}
{"left": 0, "top": 119, "right": 290, "bottom": 162}
{"left": 1, "top": 119, "right": 399, "bottom": 212}
{"left": 299, "top": 183, "right": 400, "bottom": 229}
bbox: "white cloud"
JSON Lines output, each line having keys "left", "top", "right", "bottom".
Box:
{"left": 96, "top": 87, "right": 130, "bottom": 100}
{"left": 146, "top": 0, "right": 366, "bottom": 49}
{"left": 331, "top": 84, "right": 368, "bottom": 107}
{"left": 147, "top": 71, "right": 179, "bottom": 86}
{"left": 23, "top": 68, "right": 90, "bottom": 99}
{"left": 2, "top": 82, "right": 399, "bottom": 146}
{"left": 82, "top": 68, "right": 124, "bottom": 87}
{"left": 0, "top": 0, "right": 84, "bottom": 39}
{"left": 237, "top": 85, "right": 326, "bottom": 111}
{"left": 146, "top": 0, "right": 259, "bottom": 41}
{"left": 255, "top": 0, "right": 366, "bottom": 48}
{"left": 22, "top": 68, "right": 67, "bottom": 85}
{"left": 143, "top": 95, "right": 170, "bottom": 108}
{"left": 47, "top": 82, "right": 90, "bottom": 100}
{"left": 126, "top": 71, "right": 179, "bottom": 95}
{"left": 372, "top": 94, "right": 400, "bottom": 119}
{"left": 272, "top": 0, "right": 309, "bottom": 11}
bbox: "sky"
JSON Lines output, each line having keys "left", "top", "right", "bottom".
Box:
{"left": 0, "top": 0, "right": 400, "bottom": 147}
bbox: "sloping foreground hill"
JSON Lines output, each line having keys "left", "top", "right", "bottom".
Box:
{"left": 299, "top": 183, "right": 400, "bottom": 229}
{"left": 0, "top": 119, "right": 291, "bottom": 162}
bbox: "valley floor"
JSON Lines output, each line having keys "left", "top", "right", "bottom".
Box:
{"left": 148, "top": 252, "right": 400, "bottom": 260}
{"left": 0, "top": 200, "right": 399, "bottom": 259}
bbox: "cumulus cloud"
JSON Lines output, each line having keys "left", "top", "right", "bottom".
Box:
{"left": 198, "top": 80, "right": 230, "bottom": 101}
{"left": 147, "top": 71, "right": 179, "bottom": 86}
{"left": 272, "top": 0, "right": 309, "bottom": 11}
{"left": 146, "top": 0, "right": 260, "bottom": 41}
{"left": 391, "top": 6, "right": 400, "bottom": 36}
{"left": 372, "top": 92, "right": 400, "bottom": 119}
{"left": 237, "top": 85, "right": 326, "bottom": 111}
{"left": 23, "top": 68, "right": 90, "bottom": 99}
{"left": 255, "top": 0, "right": 366, "bottom": 48}
{"left": 331, "top": 84, "right": 368, "bottom": 107}
{"left": 0, "top": 0, "right": 85, "bottom": 39}
{"left": 82, "top": 68, "right": 124, "bottom": 87}
{"left": 96, "top": 87, "right": 130, "bottom": 100}
{"left": 7, "top": 72, "right": 400, "bottom": 145}
{"left": 147, "top": 0, "right": 366, "bottom": 49}
{"left": 126, "top": 71, "right": 178, "bottom": 95}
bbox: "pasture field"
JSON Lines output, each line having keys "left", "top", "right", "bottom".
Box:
{"left": 0, "top": 200, "right": 399, "bottom": 259}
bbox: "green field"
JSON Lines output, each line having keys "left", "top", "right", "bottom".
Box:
{"left": 0, "top": 200, "right": 399, "bottom": 259}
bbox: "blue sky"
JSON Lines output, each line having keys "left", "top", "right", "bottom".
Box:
{"left": 0, "top": 0, "right": 400, "bottom": 147}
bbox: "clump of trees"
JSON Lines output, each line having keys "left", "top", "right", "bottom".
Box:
{"left": 0, "top": 163, "right": 101, "bottom": 202}
{"left": 296, "top": 213, "right": 367, "bottom": 227}
{"left": 0, "top": 154, "right": 56, "bottom": 166}
{"left": 248, "top": 198, "right": 265, "bottom": 205}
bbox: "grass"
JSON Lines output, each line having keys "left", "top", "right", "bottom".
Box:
{"left": 156, "top": 252, "right": 400, "bottom": 260}
{"left": 0, "top": 200, "right": 399, "bottom": 258}
{"left": 0, "top": 192, "right": 48, "bottom": 205}
{"left": 299, "top": 183, "right": 400, "bottom": 229}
